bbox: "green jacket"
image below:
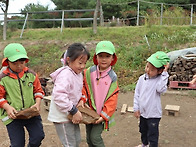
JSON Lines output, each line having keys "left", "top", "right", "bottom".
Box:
{"left": 0, "top": 67, "right": 44, "bottom": 125}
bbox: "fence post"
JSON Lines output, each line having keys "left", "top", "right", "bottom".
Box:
{"left": 20, "top": 13, "right": 28, "bottom": 38}
{"left": 61, "top": 10, "right": 65, "bottom": 33}
{"left": 137, "top": 0, "right": 140, "bottom": 26}
{"left": 190, "top": 4, "right": 193, "bottom": 26}
{"left": 160, "top": 3, "right": 163, "bottom": 25}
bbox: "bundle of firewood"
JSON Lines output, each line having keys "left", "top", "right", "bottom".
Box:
{"left": 168, "top": 54, "right": 196, "bottom": 82}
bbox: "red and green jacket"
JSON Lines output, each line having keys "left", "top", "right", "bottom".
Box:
{"left": 81, "top": 65, "right": 119, "bottom": 130}
{"left": 0, "top": 67, "right": 44, "bottom": 125}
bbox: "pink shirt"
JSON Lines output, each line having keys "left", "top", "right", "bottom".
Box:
{"left": 91, "top": 66, "right": 112, "bottom": 114}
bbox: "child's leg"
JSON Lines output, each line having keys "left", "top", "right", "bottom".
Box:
{"left": 25, "top": 116, "right": 45, "bottom": 147}
{"left": 6, "top": 120, "right": 26, "bottom": 147}
{"left": 139, "top": 116, "right": 149, "bottom": 146}
{"left": 86, "top": 123, "right": 105, "bottom": 147}
{"left": 86, "top": 124, "right": 93, "bottom": 146}
{"left": 54, "top": 122, "right": 81, "bottom": 147}
{"left": 147, "top": 118, "right": 161, "bottom": 147}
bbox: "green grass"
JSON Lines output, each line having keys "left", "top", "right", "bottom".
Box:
{"left": 1, "top": 25, "right": 196, "bottom": 91}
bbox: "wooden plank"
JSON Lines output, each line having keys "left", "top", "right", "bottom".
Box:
{"left": 165, "top": 105, "right": 180, "bottom": 116}
{"left": 43, "top": 96, "right": 52, "bottom": 101}
{"left": 127, "top": 106, "right": 134, "bottom": 113}
{"left": 121, "top": 104, "right": 127, "bottom": 114}
{"left": 165, "top": 105, "right": 180, "bottom": 111}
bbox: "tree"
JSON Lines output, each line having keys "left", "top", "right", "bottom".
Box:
{"left": 21, "top": 3, "right": 56, "bottom": 28}
{"left": 51, "top": 0, "right": 93, "bottom": 10}
{"left": 93, "top": 0, "right": 100, "bottom": 34}
{"left": 0, "top": 0, "right": 9, "bottom": 40}
{"left": 51, "top": 0, "right": 96, "bottom": 27}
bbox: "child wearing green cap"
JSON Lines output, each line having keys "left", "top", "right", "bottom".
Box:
{"left": 0, "top": 43, "right": 45, "bottom": 147}
{"left": 133, "top": 51, "right": 170, "bottom": 147}
{"left": 78, "top": 41, "right": 120, "bottom": 147}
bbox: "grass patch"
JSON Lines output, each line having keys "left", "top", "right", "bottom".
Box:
{"left": 0, "top": 25, "right": 196, "bottom": 90}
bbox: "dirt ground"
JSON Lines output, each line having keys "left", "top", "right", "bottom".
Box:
{"left": 0, "top": 89, "right": 196, "bottom": 147}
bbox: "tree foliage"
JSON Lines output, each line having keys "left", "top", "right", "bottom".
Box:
{"left": 50, "top": 0, "right": 96, "bottom": 27}
{"left": 3, "top": 0, "right": 195, "bottom": 30}
{"left": 20, "top": 3, "right": 58, "bottom": 28}
{"left": 51, "top": 0, "right": 95, "bottom": 10}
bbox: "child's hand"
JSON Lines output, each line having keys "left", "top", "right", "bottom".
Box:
{"left": 190, "top": 75, "right": 196, "bottom": 84}
{"left": 72, "top": 110, "right": 82, "bottom": 124}
{"left": 134, "top": 111, "right": 140, "bottom": 119}
{"left": 164, "top": 62, "right": 170, "bottom": 72}
{"left": 3, "top": 103, "right": 17, "bottom": 119}
{"left": 77, "top": 100, "right": 84, "bottom": 108}
{"left": 31, "top": 103, "right": 40, "bottom": 111}
{"left": 95, "top": 117, "right": 104, "bottom": 124}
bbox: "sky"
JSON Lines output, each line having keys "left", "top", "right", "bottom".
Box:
{"left": 0, "top": 0, "right": 56, "bottom": 20}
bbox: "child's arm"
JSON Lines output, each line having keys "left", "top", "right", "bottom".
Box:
{"left": 0, "top": 85, "right": 17, "bottom": 119}
{"left": 156, "top": 63, "right": 170, "bottom": 93}
{"left": 31, "top": 98, "right": 42, "bottom": 111}
{"left": 190, "top": 75, "right": 196, "bottom": 84}
{"left": 100, "top": 91, "right": 119, "bottom": 122}
{"left": 32, "top": 74, "right": 45, "bottom": 111}
{"left": 133, "top": 78, "right": 141, "bottom": 118}
{"left": 164, "top": 62, "right": 170, "bottom": 72}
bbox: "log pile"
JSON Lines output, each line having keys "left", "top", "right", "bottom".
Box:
{"left": 39, "top": 77, "right": 53, "bottom": 96}
{"left": 168, "top": 54, "right": 196, "bottom": 82}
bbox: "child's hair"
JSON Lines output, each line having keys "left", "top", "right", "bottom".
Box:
{"left": 157, "top": 65, "right": 165, "bottom": 75}
{"left": 61, "top": 43, "right": 90, "bottom": 66}
{"left": 157, "top": 65, "right": 165, "bottom": 71}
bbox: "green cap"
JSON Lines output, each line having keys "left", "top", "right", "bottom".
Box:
{"left": 4, "top": 43, "right": 28, "bottom": 62}
{"left": 147, "top": 51, "right": 170, "bottom": 68}
{"left": 95, "top": 41, "right": 115, "bottom": 55}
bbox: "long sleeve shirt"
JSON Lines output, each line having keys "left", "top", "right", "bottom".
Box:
{"left": 48, "top": 66, "right": 83, "bottom": 123}
{"left": 133, "top": 71, "right": 169, "bottom": 118}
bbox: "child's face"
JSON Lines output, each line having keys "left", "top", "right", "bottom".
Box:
{"left": 68, "top": 54, "right": 88, "bottom": 74}
{"left": 8, "top": 59, "right": 26, "bottom": 73}
{"left": 145, "top": 62, "right": 162, "bottom": 78}
{"left": 96, "top": 52, "right": 114, "bottom": 71}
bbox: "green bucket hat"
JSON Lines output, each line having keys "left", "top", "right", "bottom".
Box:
{"left": 2, "top": 43, "right": 29, "bottom": 66}
{"left": 147, "top": 51, "right": 170, "bottom": 68}
{"left": 95, "top": 41, "right": 115, "bottom": 55}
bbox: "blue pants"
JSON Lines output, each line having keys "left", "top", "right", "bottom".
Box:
{"left": 6, "top": 115, "right": 45, "bottom": 147}
{"left": 139, "top": 116, "right": 161, "bottom": 147}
